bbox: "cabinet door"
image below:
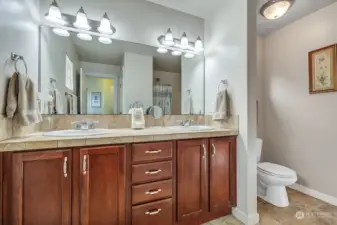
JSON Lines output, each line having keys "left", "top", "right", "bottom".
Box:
{"left": 80, "top": 146, "right": 126, "bottom": 225}
{"left": 177, "top": 139, "right": 208, "bottom": 222}
{"left": 11, "top": 150, "right": 71, "bottom": 225}
{"left": 209, "top": 138, "right": 232, "bottom": 215}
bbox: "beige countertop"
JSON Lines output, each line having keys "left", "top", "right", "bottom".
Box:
{"left": 0, "top": 127, "right": 238, "bottom": 152}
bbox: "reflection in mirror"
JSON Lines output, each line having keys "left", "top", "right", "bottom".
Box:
{"left": 147, "top": 105, "right": 164, "bottom": 120}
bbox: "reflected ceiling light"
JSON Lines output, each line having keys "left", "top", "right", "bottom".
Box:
{"left": 73, "top": 7, "right": 91, "bottom": 30}
{"left": 180, "top": 32, "right": 189, "bottom": 49}
{"left": 172, "top": 50, "right": 182, "bottom": 56}
{"left": 157, "top": 47, "right": 168, "bottom": 54}
{"left": 52, "top": 28, "right": 70, "bottom": 36}
{"left": 163, "top": 28, "right": 174, "bottom": 46}
{"left": 45, "top": 0, "right": 65, "bottom": 25}
{"left": 98, "top": 37, "right": 112, "bottom": 44}
{"left": 195, "top": 37, "right": 204, "bottom": 52}
{"left": 184, "top": 53, "right": 195, "bottom": 59}
{"left": 260, "top": 0, "right": 295, "bottom": 20}
{"left": 98, "top": 13, "right": 114, "bottom": 35}
{"left": 77, "top": 33, "right": 92, "bottom": 41}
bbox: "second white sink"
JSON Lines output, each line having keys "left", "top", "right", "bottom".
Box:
{"left": 167, "top": 125, "right": 214, "bottom": 131}
{"left": 43, "top": 129, "right": 114, "bottom": 137}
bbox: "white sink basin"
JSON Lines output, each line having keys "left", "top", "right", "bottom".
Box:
{"left": 167, "top": 126, "right": 214, "bottom": 131}
{"left": 43, "top": 129, "right": 113, "bottom": 137}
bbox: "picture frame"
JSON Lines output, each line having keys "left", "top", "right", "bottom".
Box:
{"left": 91, "top": 92, "right": 101, "bottom": 108}
{"left": 308, "top": 44, "right": 337, "bottom": 94}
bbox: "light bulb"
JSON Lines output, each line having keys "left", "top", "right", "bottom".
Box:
{"left": 53, "top": 28, "right": 70, "bottom": 37}
{"left": 180, "top": 32, "right": 189, "bottom": 49}
{"left": 157, "top": 47, "right": 168, "bottom": 54}
{"left": 73, "top": 7, "right": 91, "bottom": 30}
{"left": 98, "top": 13, "right": 114, "bottom": 35}
{"left": 77, "top": 33, "right": 92, "bottom": 41}
{"left": 260, "top": 0, "right": 294, "bottom": 20}
{"left": 172, "top": 50, "right": 182, "bottom": 56}
{"left": 163, "top": 28, "right": 174, "bottom": 46}
{"left": 98, "top": 37, "right": 112, "bottom": 44}
{"left": 184, "top": 53, "right": 195, "bottom": 59}
{"left": 195, "top": 36, "right": 204, "bottom": 52}
{"left": 45, "top": 0, "right": 65, "bottom": 25}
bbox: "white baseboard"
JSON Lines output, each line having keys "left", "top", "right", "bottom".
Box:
{"left": 232, "top": 207, "right": 259, "bottom": 225}
{"left": 289, "top": 183, "right": 337, "bottom": 206}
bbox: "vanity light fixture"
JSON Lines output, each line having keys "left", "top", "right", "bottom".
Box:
{"left": 172, "top": 50, "right": 182, "bottom": 56}
{"left": 73, "top": 7, "right": 91, "bottom": 30}
{"left": 163, "top": 28, "right": 174, "bottom": 46}
{"left": 260, "top": 0, "right": 295, "bottom": 20}
{"left": 77, "top": 33, "right": 92, "bottom": 41}
{"left": 157, "top": 47, "right": 168, "bottom": 54}
{"left": 195, "top": 36, "right": 204, "bottom": 52}
{"left": 98, "top": 13, "right": 115, "bottom": 35}
{"left": 184, "top": 53, "right": 195, "bottom": 59}
{"left": 52, "top": 28, "right": 70, "bottom": 37}
{"left": 45, "top": 0, "right": 65, "bottom": 25}
{"left": 98, "top": 37, "right": 112, "bottom": 44}
{"left": 180, "top": 32, "right": 189, "bottom": 49}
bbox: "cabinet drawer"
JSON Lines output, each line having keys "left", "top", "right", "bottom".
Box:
{"left": 132, "top": 161, "right": 172, "bottom": 184}
{"left": 132, "top": 142, "right": 172, "bottom": 163}
{"left": 132, "top": 180, "right": 172, "bottom": 205}
{"left": 132, "top": 198, "right": 172, "bottom": 225}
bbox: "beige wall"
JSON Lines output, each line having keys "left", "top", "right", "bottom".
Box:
{"left": 261, "top": 2, "right": 337, "bottom": 198}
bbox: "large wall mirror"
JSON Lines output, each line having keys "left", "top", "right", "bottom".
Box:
{"left": 0, "top": 0, "right": 205, "bottom": 116}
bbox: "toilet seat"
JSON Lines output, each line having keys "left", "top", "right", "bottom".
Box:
{"left": 258, "top": 162, "right": 296, "bottom": 178}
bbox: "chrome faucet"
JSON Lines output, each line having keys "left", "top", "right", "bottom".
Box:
{"left": 72, "top": 120, "right": 99, "bottom": 130}
{"left": 180, "top": 119, "right": 195, "bottom": 127}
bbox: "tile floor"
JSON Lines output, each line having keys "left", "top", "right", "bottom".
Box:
{"left": 204, "top": 188, "right": 337, "bottom": 225}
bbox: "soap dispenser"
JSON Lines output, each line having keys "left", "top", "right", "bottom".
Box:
{"left": 131, "top": 105, "right": 145, "bottom": 129}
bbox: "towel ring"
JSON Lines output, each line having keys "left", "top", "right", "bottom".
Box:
{"left": 218, "top": 80, "right": 228, "bottom": 91}
{"left": 11, "top": 52, "right": 28, "bottom": 75}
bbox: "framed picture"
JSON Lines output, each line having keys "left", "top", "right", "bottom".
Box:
{"left": 308, "top": 44, "right": 337, "bottom": 94}
{"left": 91, "top": 92, "right": 101, "bottom": 108}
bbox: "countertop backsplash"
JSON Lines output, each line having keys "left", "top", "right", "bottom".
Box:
{"left": 0, "top": 114, "right": 238, "bottom": 141}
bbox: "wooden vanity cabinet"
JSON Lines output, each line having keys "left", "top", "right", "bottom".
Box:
{"left": 3, "top": 150, "right": 72, "bottom": 225}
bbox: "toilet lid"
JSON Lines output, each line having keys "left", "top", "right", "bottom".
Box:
{"left": 258, "top": 162, "right": 296, "bottom": 178}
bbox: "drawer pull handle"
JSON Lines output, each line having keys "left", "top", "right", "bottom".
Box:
{"left": 212, "top": 143, "right": 216, "bottom": 157}
{"left": 145, "top": 208, "right": 162, "bottom": 215}
{"left": 145, "top": 149, "right": 162, "bottom": 154}
{"left": 145, "top": 189, "right": 162, "bottom": 195}
{"left": 63, "top": 157, "right": 68, "bottom": 178}
{"left": 145, "top": 169, "right": 162, "bottom": 175}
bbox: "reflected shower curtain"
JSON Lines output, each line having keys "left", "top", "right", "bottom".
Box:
{"left": 153, "top": 85, "right": 172, "bottom": 115}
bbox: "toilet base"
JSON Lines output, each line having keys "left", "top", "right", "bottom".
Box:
{"left": 259, "top": 185, "right": 289, "bottom": 207}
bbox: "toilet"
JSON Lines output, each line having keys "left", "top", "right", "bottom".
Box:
{"left": 256, "top": 139, "right": 297, "bottom": 207}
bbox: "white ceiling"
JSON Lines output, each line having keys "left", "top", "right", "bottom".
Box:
{"left": 147, "top": 0, "right": 337, "bottom": 35}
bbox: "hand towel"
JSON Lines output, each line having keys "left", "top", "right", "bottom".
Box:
{"left": 6, "top": 72, "right": 42, "bottom": 126}
{"left": 72, "top": 95, "right": 78, "bottom": 114}
{"left": 49, "top": 88, "right": 64, "bottom": 114}
{"left": 66, "top": 94, "right": 73, "bottom": 114}
{"left": 213, "top": 89, "right": 230, "bottom": 121}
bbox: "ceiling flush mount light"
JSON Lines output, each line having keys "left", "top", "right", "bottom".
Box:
{"left": 195, "top": 36, "right": 204, "bottom": 52}
{"left": 74, "top": 7, "right": 91, "bottom": 30}
{"left": 77, "top": 33, "right": 92, "bottom": 41}
{"left": 53, "top": 28, "right": 70, "bottom": 37}
{"left": 172, "top": 50, "right": 182, "bottom": 56}
{"left": 180, "top": 32, "right": 189, "bottom": 49}
{"left": 260, "top": 0, "right": 295, "bottom": 20}
{"left": 163, "top": 28, "right": 174, "bottom": 46}
{"left": 45, "top": 0, "right": 65, "bottom": 25}
{"left": 98, "top": 13, "right": 115, "bottom": 35}
{"left": 157, "top": 47, "right": 168, "bottom": 54}
{"left": 184, "top": 53, "right": 195, "bottom": 59}
{"left": 98, "top": 37, "right": 112, "bottom": 44}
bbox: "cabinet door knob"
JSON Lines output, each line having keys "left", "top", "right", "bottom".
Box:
{"left": 145, "top": 169, "right": 162, "bottom": 175}
{"left": 83, "top": 155, "right": 88, "bottom": 175}
{"left": 202, "top": 144, "right": 206, "bottom": 159}
{"left": 145, "top": 188, "right": 162, "bottom": 195}
{"left": 145, "top": 149, "right": 162, "bottom": 154}
{"left": 145, "top": 208, "right": 162, "bottom": 215}
{"left": 212, "top": 143, "right": 216, "bottom": 157}
{"left": 63, "top": 157, "right": 68, "bottom": 178}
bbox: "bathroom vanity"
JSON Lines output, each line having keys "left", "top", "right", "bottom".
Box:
{"left": 0, "top": 128, "right": 237, "bottom": 225}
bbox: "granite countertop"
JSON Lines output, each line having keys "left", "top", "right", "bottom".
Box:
{"left": 0, "top": 127, "right": 238, "bottom": 152}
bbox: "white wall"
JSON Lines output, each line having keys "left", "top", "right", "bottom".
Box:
{"left": 0, "top": 0, "right": 40, "bottom": 114}
{"left": 123, "top": 52, "right": 153, "bottom": 113}
{"left": 40, "top": 26, "right": 79, "bottom": 114}
{"left": 153, "top": 71, "right": 181, "bottom": 114}
{"left": 205, "top": 0, "right": 258, "bottom": 224}
{"left": 262, "top": 2, "right": 337, "bottom": 199}
{"left": 39, "top": 0, "right": 204, "bottom": 47}
{"left": 181, "top": 56, "right": 205, "bottom": 114}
